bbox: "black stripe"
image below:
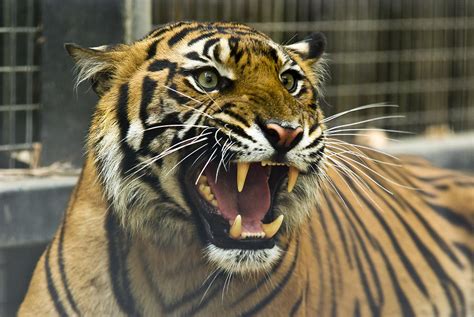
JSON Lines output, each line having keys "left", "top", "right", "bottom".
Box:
{"left": 353, "top": 300, "right": 361, "bottom": 317}
{"left": 328, "top": 183, "right": 415, "bottom": 316}
{"left": 344, "top": 178, "right": 430, "bottom": 298}
{"left": 427, "top": 201, "right": 473, "bottom": 231}
{"left": 348, "top": 171, "right": 465, "bottom": 315}
{"left": 138, "top": 76, "right": 158, "bottom": 149}
{"left": 139, "top": 76, "right": 157, "bottom": 126}
{"left": 184, "top": 51, "right": 208, "bottom": 62}
{"left": 241, "top": 239, "right": 300, "bottom": 316}
{"left": 148, "top": 21, "right": 187, "bottom": 38}
{"left": 453, "top": 180, "right": 474, "bottom": 187}
{"left": 377, "top": 248, "right": 415, "bottom": 316}
{"left": 57, "top": 219, "right": 80, "bottom": 315}
{"left": 322, "top": 190, "right": 353, "bottom": 268}
{"left": 203, "top": 38, "right": 220, "bottom": 59}
{"left": 105, "top": 211, "right": 140, "bottom": 316}
{"left": 229, "top": 240, "right": 291, "bottom": 308}
{"left": 148, "top": 59, "right": 178, "bottom": 83}
{"left": 366, "top": 165, "right": 464, "bottom": 269}
{"left": 405, "top": 201, "right": 464, "bottom": 269}
{"left": 169, "top": 273, "right": 224, "bottom": 315}
{"left": 218, "top": 103, "right": 251, "bottom": 127}
{"left": 267, "top": 47, "right": 279, "bottom": 64}
{"left": 308, "top": 222, "right": 326, "bottom": 316}
{"left": 168, "top": 26, "right": 200, "bottom": 46}
{"left": 315, "top": 196, "right": 340, "bottom": 316}
{"left": 414, "top": 173, "right": 464, "bottom": 182}
{"left": 325, "top": 181, "right": 383, "bottom": 315}
{"left": 350, "top": 230, "right": 381, "bottom": 317}
{"left": 212, "top": 118, "right": 257, "bottom": 143}
{"left": 116, "top": 84, "right": 138, "bottom": 177}
{"left": 212, "top": 44, "right": 222, "bottom": 63}
{"left": 228, "top": 37, "right": 243, "bottom": 63}
{"left": 146, "top": 39, "right": 159, "bottom": 60}
{"left": 45, "top": 243, "right": 68, "bottom": 316}
{"left": 289, "top": 293, "right": 303, "bottom": 317}
{"left": 187, "top": 31, "right": 218, "bottom": 46}
{"left": 453, "top": 242, "right": 473, "bottom": 261}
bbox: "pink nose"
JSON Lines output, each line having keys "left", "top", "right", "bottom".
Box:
{"left": 264, "top": 123, "right": 303, "bottom": 150}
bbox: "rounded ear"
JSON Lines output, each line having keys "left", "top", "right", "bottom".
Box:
{"left": 284, "top": 32, "right": 326, "bottom": 61}
{"left": 64, "top": 43, "right": 122, "bottom": 96}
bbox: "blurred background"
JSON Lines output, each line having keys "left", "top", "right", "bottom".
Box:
{"left": 0, "top": 0, "right": 473, "bottom": 314}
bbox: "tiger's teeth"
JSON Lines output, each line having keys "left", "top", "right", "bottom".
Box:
{"left": 241, "top": 232, "right": 265, "bottom": 239}
{"left": 261, "top": 160, "right": 271, "bottom": 166}
{"left": 198, "top": 175, "right": 208, "bottom": 184}
{"left": 199, "top": 184, "right": 214, "bottom": 202}
{"left": 287, "top": 166, "right": 299, "bottom": 192}
{"left": 237, "top": 162, "right": 250, "bottom": 192}
{"left": 229, "top": 215, "right": 242, "bottom": 239}
{"left": 262, "top": 215, "right": 284, "bottom": 238}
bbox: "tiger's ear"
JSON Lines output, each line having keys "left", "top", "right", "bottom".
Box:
{"left": 284, "top": 32, "right": 326, "bottom": 61}
{"left": 65, "top": 43, "right": 125, "bottom": 96}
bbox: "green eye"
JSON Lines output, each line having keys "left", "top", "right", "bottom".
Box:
{"left": 197, "top": 69, "right": 220, "bottom": 91}
{"left": 280, "top": 71, "right": 297, "bottom": 92}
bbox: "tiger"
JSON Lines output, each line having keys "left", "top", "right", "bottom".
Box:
{"left": 19, "top": 21, "right": 473, "bottom": 316}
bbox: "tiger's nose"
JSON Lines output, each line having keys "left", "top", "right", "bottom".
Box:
{"left": 263, "top": 122, "right": 304, "bottom": 151}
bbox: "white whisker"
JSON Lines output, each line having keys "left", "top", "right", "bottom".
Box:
{"left": 163, "top": 85, "right": 214, "bottom": 119}
{"left": 163, "top": 143, "right": 208, "bottom": 177}
{"left": 321, "top": 103, "right": 398, "bottom": 124}
{"left": 325, "top": 115, "right": 404, "bottom": 132}
{"left": 195, "top": 148, "right": 218, "bottom": 185}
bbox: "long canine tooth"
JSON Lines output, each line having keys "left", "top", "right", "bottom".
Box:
{"left": 237, "top": 162, "right": 250, "bottom": 192}
{"left": 287, "top": 166, "right": 299, "bottom": 192}
{"left": 229, "top": 215, "right": 242, "bottom": 239}
{"left": 262, "top": 215, "right": 284, "bottom": 238}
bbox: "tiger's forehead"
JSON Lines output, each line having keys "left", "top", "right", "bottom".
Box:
{"left": 146, "top": 22, "right": 294, "bottom": 78}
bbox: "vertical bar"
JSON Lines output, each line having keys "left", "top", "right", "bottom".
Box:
{"left": 8, "top": 0, "right": 17, "bottom": 168}
{"left": 26, "top": 0, "right": 34, "bottom": 148}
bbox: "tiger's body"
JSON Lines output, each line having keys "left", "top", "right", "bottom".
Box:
{"left": 20, "top": 22, "right": 473, "bottom": 316}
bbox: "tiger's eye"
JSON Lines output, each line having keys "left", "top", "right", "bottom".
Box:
{"left": 280, "top": 72, "right": 296, "bottom": 92}
{"left": 197, "top": 69, "right": 219, "bottom": 90}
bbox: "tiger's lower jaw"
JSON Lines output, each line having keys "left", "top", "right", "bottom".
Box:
{"left": 204, "top": 244, "right": 283, "bottom": 274}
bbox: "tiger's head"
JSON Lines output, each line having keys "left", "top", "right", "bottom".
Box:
{"left": 66, "top": 22, "right": 327, "bottom": 274}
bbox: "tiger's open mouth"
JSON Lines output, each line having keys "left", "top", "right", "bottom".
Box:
{"left": 185, "top": 161, "right": 300, "bottom": 250}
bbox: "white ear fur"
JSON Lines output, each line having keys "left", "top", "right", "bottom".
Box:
{"left": 284, "top": 32, "right": 326, "bottom": 60}
{"left": 65, "top": 43, "right": 116, "bottom": 94}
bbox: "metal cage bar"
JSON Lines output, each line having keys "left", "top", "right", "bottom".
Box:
{"left": 0, "top": 0, "right": 41, "bottom": 168}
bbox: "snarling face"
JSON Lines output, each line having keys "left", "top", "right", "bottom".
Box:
{"left": 68, "top": 22, "right": 327, "bottom": 274}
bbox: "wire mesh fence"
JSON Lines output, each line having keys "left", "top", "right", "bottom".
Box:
{"left": 152, "top": 0, "right": 474, "bottom": 136}
{"left": 0, "top": 0, "right": 41, "bottom": 168}
{"left": 0, "top": 0, "right": 472, "bottom": 169}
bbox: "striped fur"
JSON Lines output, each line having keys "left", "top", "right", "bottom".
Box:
{"left": 20, "top": 22, "right": 473, "bottom": 316}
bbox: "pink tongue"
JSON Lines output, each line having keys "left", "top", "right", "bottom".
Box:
{"left": 204, "top": 163, "right": 270, "bottom": 233}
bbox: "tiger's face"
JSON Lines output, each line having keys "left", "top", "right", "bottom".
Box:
{"left": 67, "top": 22, "right": 327, "bottom": 274}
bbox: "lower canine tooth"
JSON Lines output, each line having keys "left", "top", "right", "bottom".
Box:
{"left": 262, "top": 215, "right": 284, "bottom": 238}
{"left": 287, "top": 166, "right": 299, "bottom": 192}
{"left": 229, "top": 215, "right": 242, "bottom": 239}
